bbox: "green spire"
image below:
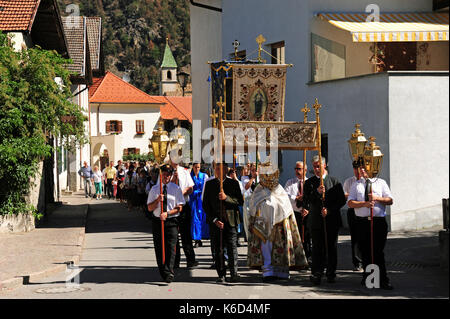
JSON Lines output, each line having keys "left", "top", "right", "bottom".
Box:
{"left": 161, "top": 38, "right": 177, "bottom": 68}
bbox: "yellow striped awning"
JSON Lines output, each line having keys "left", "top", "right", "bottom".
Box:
{"left": 317, "top": 12, "right": 449, "bottom": 42}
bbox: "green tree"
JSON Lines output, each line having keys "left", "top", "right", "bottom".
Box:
{"left": 0, "top": 33, "right": 87, "bottom": 216}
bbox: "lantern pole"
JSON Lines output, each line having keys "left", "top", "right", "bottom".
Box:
{"left": 150, "top": 120, "right": 169, "bottom": 265}
{"left": 313, "top": 98, "right": 328, "bottom": 259}
{"left": 300, "top": 103, "right": 310, "bottom": 243}
{"left": 216, "top": 97, "right": 226, "bottom": 269}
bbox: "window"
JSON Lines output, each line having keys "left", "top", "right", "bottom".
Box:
{"left": 371, "top": 42, "right": 417, "bottom": 72}
{"left": 105, "top": 120, "right": 122, "bottom": 134}
{"left": 125, "top": 148, "right": 140, "bottom": 155}
{"left": 311, "top": 33, "right": 346, "bottom": 82}
{"left": 271, "top": 41, "right": 285, "bottom": 64}
{"left": 136, "top": 120, "right": 145, "bottom": 134}
{"left": 167, "top": 70, "right": 172, "bottom": 80}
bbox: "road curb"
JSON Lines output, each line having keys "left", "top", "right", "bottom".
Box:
{"left": 0, "top": 203, "right": 89, "bottom": 291}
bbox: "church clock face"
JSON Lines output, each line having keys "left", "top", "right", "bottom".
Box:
{"left": 249, "top": 87, "right": 268, "bottom": 120}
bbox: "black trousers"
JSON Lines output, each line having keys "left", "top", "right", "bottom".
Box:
{"left": 152, "top": 216, "right": 179, "bottom": 280}
{"left": 294, "top": 211, "right": 312, "bottom": 259}
{"left": 107, "top": 178, "right": 114, "bottom": 198}
{"left": 355, "top": 216, "right": 389, "bottom": 283}
{"left": 311, "top": 223, "right": 339, "bottom": 278}
{"left": 347, "top": 208, "right": 362, "bottom": 267}
{"left": 175, "top": 203, "right": 196, "bottom": 265}
{"left": 210, "top": 222, "right": 238, "bottom": 278}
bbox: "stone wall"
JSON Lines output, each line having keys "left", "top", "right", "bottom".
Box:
{"left": 0, "top": 213, "right": 35, "bottom": 233}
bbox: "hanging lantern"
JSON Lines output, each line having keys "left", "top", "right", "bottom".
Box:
{"left": 348, "top": 124, "right": 368, "bottom": 161}
{"left": 149, "top": 119, "right": 170, "bottom": 164}
{"left": 363, "top": 136, "right": 384, "bottom": 178}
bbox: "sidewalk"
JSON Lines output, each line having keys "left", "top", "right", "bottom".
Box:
{"left": 0, "top": 192, "right": 90, "bottom": 290}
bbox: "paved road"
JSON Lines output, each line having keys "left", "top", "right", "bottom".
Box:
{"left": 1, "top": 198, "right": 448, "bottom": 299}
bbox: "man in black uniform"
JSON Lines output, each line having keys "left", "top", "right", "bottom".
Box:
{"left": 303, "top": 156, "right": 346, "bottom": 285}
{"left": 203, "top": 162, "right": 244, "bottom": 283}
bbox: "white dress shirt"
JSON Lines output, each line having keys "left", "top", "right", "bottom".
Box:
{"left": 201, "top": 175, "right": 215, "bottom": 201}
{"left": 174, "top": 165, "right": 194, "bottom": 202}
{"left": 284, "top": 176, "right": 308, "bottom": 212}
{"left": 348, "top": 178, "right": 393, "bottom": 218}
{"left": 147, "top": 182, "right": 185, "bottom": 218}
{"left": 343, "top": 176, "right": 361, "bottom": 195}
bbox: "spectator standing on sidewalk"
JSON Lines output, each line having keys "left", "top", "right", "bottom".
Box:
{"left": 105, "top": 161, "right": 117, "bottom": 200}
{"left": 78, "top": 161, "right": 93, "bottom": 198}
{"left": 92, "top": 165, "right": 103, "bottom": 200}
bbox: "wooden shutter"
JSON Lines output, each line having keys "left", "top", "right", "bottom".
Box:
{"left": 117, "top": 121, "right": 123, "bottom": 133}
{"left": 136, "top": 148, "right": 140, "bottom": 155}
{"left": 105, "top": 121, "right": 111, "bottom": 133}
{"left": 123, "top": 149, "right": 129, "bottom": 156}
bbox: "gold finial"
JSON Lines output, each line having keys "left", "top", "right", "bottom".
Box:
{"left": 256, "top": 34, "right": 266, "bottom": 63}
{"left": 210, "top": 108, "right": 218, "bottom": 128}
{"left": 232, "top": 39, "right": 240, "bottom": 61}
{"left": 313, "top": 98, "right": 322, "bottom": 114}
{"left": 301, "top": 103, "right": 310, "bottom": 123}
{"left": 216, "top": 97, "right": 226, "bottom": 120}
{"left": 166, "top": 37, "right": 169, "bottom": 44}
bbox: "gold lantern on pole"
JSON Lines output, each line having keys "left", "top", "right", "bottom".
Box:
{"left": 363, "top": 136, "right": 384, "bottom": 178}
{"left": 348, "top": 123, "right": 368, "bottom": 162}
{"left": 150, "top": 119, "right": 170, "bottom": 164}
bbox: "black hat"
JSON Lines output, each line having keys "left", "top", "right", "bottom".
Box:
{"left": 160, "top": 164, "right": 173, "bottom": 174}
{"left": 352, "top": 158, "right": 364, "bottom": 168}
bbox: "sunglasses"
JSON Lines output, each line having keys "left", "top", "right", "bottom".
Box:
{"left": 294, "top": 168, "right": 303, "bottom": 170}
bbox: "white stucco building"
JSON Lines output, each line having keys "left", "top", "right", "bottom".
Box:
{"left": 89, "top": 71, "right": 165, "bottom": 168}
{"left": 190, "top": 0, "right": 449, "bottom": 231}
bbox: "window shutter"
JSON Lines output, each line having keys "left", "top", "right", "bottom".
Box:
{"left": 123, "top": 149, "right": 129, "bottom": 156}
{"left": 105, "top": 121, "right": 111, "bottom": 133}
{"left": 117, "top": 121, "right": 123, "bottom": 133}
{"left": 136, "top": 148, "right": 140, "bottom": 155}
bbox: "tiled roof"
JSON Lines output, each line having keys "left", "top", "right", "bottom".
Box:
{"left": 161, "top": 41, "right": 177, "bottom": 68}
{"left": 89, "top": 71, "right": 164, "bottom": 104}
{"left": 158, "top": 96, "right": 192, "bottom": 123}
{"left": 62, "top": 16, "right": 85, "bottom": 75}
{"left": 86, "top": 17, "right": 101, "bottom": 70}
{"left": 0, "top": 0, "right": 39, "bottom": 31}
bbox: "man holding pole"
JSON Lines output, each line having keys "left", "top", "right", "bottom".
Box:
{"left": 348, "top": 163, "right": 394, "bottom": 290}
{"left": 203, "top": 162, "right": 243, "bottom": 283}
{"left": 302, "top": 156, "right": 346, "bottom": 285}
{"left": 147, "top": 164, "right": 185, "bottom": 283}
{"left": 285, "top": 161, "right": 311, "bottom": 264}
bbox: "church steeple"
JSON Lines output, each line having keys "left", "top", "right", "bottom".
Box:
{"left": 160, "top": 38, "right": 178, "bottom": 95}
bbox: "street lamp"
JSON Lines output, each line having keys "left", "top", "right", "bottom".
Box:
{"left": 177, "top": 71, "right": 189, "bottom": 96}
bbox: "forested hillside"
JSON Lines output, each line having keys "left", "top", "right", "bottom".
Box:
{"left": 58, "top": 0, "right": 190, "bottom": 94}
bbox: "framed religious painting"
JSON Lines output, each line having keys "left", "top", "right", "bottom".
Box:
{"left": 231, "top": 64, "right": 288, "bottom": 122}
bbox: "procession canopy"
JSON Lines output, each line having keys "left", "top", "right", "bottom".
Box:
{"left": 210, "top": 59, "right": 320, "bottom": 152}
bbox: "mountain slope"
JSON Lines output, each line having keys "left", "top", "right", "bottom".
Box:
{"left": 58, "top": 0, "right": 190, "bottom": 94}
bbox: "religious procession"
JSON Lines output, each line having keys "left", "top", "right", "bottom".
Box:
{"left": 146, "top": 36, "right": 394, "bottom": 290}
